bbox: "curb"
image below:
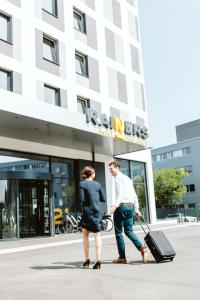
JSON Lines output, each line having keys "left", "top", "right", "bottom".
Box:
{"left": 0, "top": 222, "right": 199, "bottom": 255}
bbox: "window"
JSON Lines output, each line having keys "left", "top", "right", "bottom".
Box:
{"left": 77, "top": 96, "right": 89, "bottom": 114}
{"left": 154, "top": 148, "right": 192, "bottom": 162}
{"left": 188, "top": 203, "right": 196, "bottom": 208}
{"left": 75, "top": 51, "right": 88, "bottom": 77}
{"left": 160, "top": 153, "right": 168, "bottom": 161}
{"left": 0, "top": 69, "right": 12, "bottom": 91}
{"left": 186, "top": 184, "right": 195, "bottom": 192}
{"left": 42, "top": 0, "right": 57, "bottom": 17}
{"left": 189, "top": 184, "right": 195, "bottom": 192}
{"left": 73, "top": 8, "right": 86, "bottom": 33}
{"left": 44, "top": 85, "right": 60, "bottom": 106}
{"left": 168, "top": 151, "right": 173, "bottom": 159}
{"left": 183, "top": 147, "right": 191, "bottom": 156}
{"left": 152, "top": 154, "right": 161, "bottom": 162}
{"left": 173, "top": 149, "right": 182, "bottom": 158}
{"left": 0, "top": 13, "right": 11, "bottom": 43}
{"left": 43, "top": 36, "right": 58, "bottom": 64}
{"left": 171, "top": 147, "right": 191, "bottom": 158}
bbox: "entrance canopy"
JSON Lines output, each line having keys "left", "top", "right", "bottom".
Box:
{"left": 0, "top": 93, "right": 150, "bottom": 156}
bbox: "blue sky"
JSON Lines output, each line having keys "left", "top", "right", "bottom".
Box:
{"left": 138, "top": 0, "right": 200, "bottom": 148}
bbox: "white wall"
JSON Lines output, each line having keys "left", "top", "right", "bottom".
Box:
{"left": 0, "top": 0, "right": 147, "bottom": 126}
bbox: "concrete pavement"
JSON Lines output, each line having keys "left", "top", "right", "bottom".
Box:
{"left": 0, "top": 222, "right": 200, "bottom": 300}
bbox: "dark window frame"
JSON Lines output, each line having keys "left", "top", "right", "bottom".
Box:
{"left": 44, "top": 84, "right": 60, "bottom": 106}
{"left": 73, "top": 7, "right": 86, "bottom": 34}
{"left": 75, "top": 51, "right": 89, "bottom": 77}
{"left": 0, "top": 68, "right": 12, "bottom": 91}
{"left": 42, "top": 0, "right": 58, "bottom": 17}
{"left": 186, "top": 184, "right": 196, "bottom": 192}
{"left": 0, "top": 12, "right": 12, "bottom": 44}
{"left": 183, "top": 147, "right": 191, "bottom": 156}
{"left": 43, "top": 35, "right": 59, "bottom": 65}
{"left": 77, "top": 96, "right": 90, "bottom": 114}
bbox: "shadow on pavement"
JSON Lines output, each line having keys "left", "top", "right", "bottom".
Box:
{"left": 30, "top": 261, "right": 83, "bottom": 270}
{"left": 30, "top": 259, "right": 157, "bottom": 270}
{"left": 128, "top": 260, "right": 157, "bottom": 265}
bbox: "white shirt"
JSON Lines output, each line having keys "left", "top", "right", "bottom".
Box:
{"left": 112, "top": 171, "right": 139, "bottom": 212}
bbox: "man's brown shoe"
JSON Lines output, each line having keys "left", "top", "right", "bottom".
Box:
{"left": 112, "top": 257, "right": 127, "bottom": 264}
{"left": 141, "top": 245, "right": 149, "bottom": 263}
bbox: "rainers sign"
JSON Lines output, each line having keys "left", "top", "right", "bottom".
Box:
{"left": 86, "top": 108, "right": 149, "bottom": 146}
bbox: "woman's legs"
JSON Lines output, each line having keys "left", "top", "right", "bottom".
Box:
{"left": 94, "top": 231, "right": 102, "bottom": 261}
{"left": 82, "top": 228, "right": 90, "bottom": 260}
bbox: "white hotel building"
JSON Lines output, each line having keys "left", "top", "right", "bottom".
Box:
{"left": 0, "top": 0, "right": 156, "bottom": 240}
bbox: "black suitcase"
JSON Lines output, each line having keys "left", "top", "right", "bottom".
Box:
{"left": 137, "top": 216, "right": 176, "bottom": 263}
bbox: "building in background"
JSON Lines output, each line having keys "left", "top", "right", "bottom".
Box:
{"left": 152, "top": 119, "right": 200, "bottom": 218}
{"left": 0, "top": 0, "right": 156, "bottom": 241}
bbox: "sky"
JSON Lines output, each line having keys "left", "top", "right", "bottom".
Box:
{"left": 138, "top": 0, "right": 200, "bottom": 149}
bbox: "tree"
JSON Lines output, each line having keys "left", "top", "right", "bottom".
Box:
{"left": 153, "top": 168, "right": 188, "bottom": 207}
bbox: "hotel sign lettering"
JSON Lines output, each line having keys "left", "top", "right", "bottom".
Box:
{"left": 86, "top": 108, "right": 149, "bottom": 146}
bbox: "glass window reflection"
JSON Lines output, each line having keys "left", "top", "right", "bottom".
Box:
{"left": 0, "top": 13, "right": 11, "bottom": 42}
{"left": 130, "top": 161, "right": 148, "bottom": 219}
{"left": 75, "top": 52, "right": 88, "bottom": 77}
{"left": 52, "top": 160, "right": 75, "bottom": 233}
{"left": 43, "top": 36, "right": 58, "bottom": 63}
{"left": 73, "top": 9, "right": 86, "bottom": 33}
{"left": 0, "top": 155, "right": 49, "bottom": 175}
{"left": 117, "top": 159, "right": 149, "bottom": 221}
{"left": 43, "top": 0, "right": 57, "bottom": 16}
{"left": 0, "top": 180, "right": 17, "bottom": 239}
{"left": 119, "top": 159, "right": 129, "bottom": 177}
{"left": 44, "top": 85, "right": 60, "bottom": 106}
{"left": 0, "top": 69, "right": 11, "bottom": 91}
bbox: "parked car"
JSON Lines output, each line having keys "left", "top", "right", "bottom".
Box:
{"left": 165, "top": 213, "right": 197, "bottom": 222}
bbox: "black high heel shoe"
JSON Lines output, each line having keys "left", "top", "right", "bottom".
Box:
{"left": 93, "top": 261, "right": 101, "bottom": 269}
{"left": 82, "top": 259, "right": 90, "bottom": 269}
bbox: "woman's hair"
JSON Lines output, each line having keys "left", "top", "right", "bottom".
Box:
{"left": 81, "top": 166, "right": 95, "bottom": 179}
{"left": 108, "top": 161, "right": 120, "bottom": 168}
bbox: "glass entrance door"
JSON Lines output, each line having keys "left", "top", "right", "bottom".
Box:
{"left": 19, "top": 180, "right": 50, "bottom": 238}
{"left": 0, "top": 180, "right": 17, "bottom": 240}
{"left": 116, "top": 158, "right": 150, "bottom": 222}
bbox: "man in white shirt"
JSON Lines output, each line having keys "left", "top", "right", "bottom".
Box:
{"left": 109, "top": 161, "right": 148, "bottom": 263}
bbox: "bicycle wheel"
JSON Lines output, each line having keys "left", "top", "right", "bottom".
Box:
{"left": 66, "top": 223, "right": 73, "bottom": 233}
{"left": 104, "top": 217, "right": 113, "bottom": 232}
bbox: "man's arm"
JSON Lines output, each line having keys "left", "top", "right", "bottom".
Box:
{"left": 110, "top": 177, "right": 121, "bottom": 214}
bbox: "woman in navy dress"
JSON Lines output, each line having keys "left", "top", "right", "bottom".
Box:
{"left": 79, "top": 166, "right": 106, "bottom": 269}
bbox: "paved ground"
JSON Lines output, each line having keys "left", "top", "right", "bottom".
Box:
{"left": 0, "top": 222, "right": 200, "bottom": 300}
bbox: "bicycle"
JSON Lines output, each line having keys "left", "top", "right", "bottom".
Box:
{"left": 101, "top": 214, "right": 113, "bottom": 232}
{"left": 65, "top": 213, "right": 80, "bottom": 233}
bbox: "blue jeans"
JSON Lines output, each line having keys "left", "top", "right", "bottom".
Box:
{"left": 114, "top": 205, "right": 142, "bottom": 259}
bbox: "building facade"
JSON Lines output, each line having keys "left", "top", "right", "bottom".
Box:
{"left": 152, "top": 119, "right": 200, "bottom": 211}
{"left": 0, "top": 0, "right": 156, "bottom": 240}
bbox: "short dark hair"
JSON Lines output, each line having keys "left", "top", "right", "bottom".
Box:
{"left": 81, "top": 166, "right": 95, "bottom": 179}
{"left": 108, "top": 161, "right": 120, "bottom": 168}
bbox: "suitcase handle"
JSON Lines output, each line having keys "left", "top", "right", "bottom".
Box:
{"left": 136, "top": 214, "right": 151, "bottom": 234}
